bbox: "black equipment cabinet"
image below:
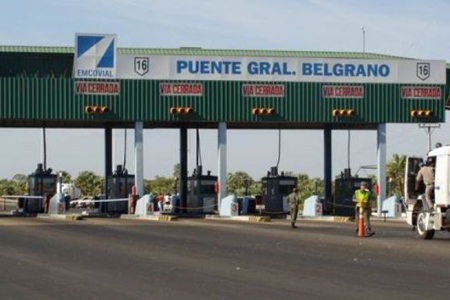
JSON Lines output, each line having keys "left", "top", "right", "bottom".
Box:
{"left": 25, "top": 163, "right": 57, "bottom": 213}
{"left": 261, "top": 167, "right": 298, "bottom": 214}
{"left": 333, "top": 168, "right": 372, "bottom": 216}
{"left": 105, "top": 165, "right": 134, "bottom": 214}
{"left": 186, "top": 166, "right": 218, "bottom": 214}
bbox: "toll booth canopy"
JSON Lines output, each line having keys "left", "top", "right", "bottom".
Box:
{"left": 0, "top": 44, "right": 448, "bottom": 216}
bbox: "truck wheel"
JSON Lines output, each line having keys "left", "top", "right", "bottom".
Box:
{"left": 416, "top": 210, "right": 435, "bottom": 240}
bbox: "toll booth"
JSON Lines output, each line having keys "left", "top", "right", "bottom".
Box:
{"left": 105, "top": 165, "right": 134, "bottom": 214}
{"left": 333, "top": 169, "right": 372, "bottom": 216}
{"left": 261, "top": 167, "right": 298, "bottom": 214}
{"left": 186, "top": 166, "right": 218, "bottom": 214}
{"left": 238, "top": 196, "right": 257, "bottom": 215}
{"left": 24, "top": 163, "right": 57, "bottom": 213}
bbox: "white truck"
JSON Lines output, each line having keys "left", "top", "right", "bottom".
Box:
{"left": 404, "top": 146, "right": 450, "bottom": 239}
{"left": 57, "top": 183, "right": 82, "bottom": 200}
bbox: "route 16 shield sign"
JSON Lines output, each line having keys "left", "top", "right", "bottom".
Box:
{"left": 134, "top": 57, "right": 149, "bottom": 76}
{"left": 417, "top": 62, "right": 430, "bottom": 81}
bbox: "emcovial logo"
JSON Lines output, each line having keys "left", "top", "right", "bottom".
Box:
{"left": 75, "top": 34, "right": 116, "bottom": 78}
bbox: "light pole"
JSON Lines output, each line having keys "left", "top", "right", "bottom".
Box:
{"left": 361, "top": 26, "right": 366, "bottom": 52}
{"left": 347, "top": 26, "right": 366, "bottom": 173}
{"left": 419, "top": 123, "right": 441, "bottom": 153}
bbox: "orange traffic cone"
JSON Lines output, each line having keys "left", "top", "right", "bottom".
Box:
{"left": 358, "top": 206, "right": 365, "bottom": 238}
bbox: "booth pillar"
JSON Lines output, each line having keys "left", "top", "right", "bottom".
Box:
{"left": 134, "top": 121, "right": 144, "bottom": 197}
{"left": 324, "top": 126, "right": 332, "bottom": 210}
{"left": 179, "top": 127, "right": 188, "bottom": 211}
{"left": 377, "top": 123, "right": 387, "bottom": 217}
{"left": 104, "top": 127, "right": 113, "bottom": 198}
{"left": 217, "top": 122, "right": 227, "bottom": 209}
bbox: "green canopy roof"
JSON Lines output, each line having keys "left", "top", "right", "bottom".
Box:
{"left": 0, "top": 45, "right": 412, "bottom": 60}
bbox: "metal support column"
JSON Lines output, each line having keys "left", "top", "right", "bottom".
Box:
{"left": 180, "top": 127, "right": 188, "bottom": 212}
{"left": 40, "top": 127, "right": 47, "bottom": 170}
{"left": 134, "top": 122, "right": 144, "bottom": 197}
{"left": 217, "top": 122, "right": 227, "bottom": 209}
{"left": 377, "top": 123, "right": 387, "bottom": 217}
{"left": 112, "top": 129, "right": 118, "bottom": 168}
{"left": 324, "top": 126, "right": 332, "bottom": 212}
{"left": 103, "top": 127, "right": 113, "bottom": 212}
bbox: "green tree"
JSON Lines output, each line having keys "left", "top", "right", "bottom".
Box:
{"left": 283, "top": 171, "right": 296, "bottom": 177}
{"left": 296, "top": 174, "right": 324, "bottom": 203}
{"left": 55, "top": 170, "right": 72, "bottom": 183}
{"left": 147, "top": 176, "right": 175, "bottom": 195}
{"left": 74, "top": 171, "right": 103, "bottom": 196}
{"left": 12, "top": 174, "right": 27, "bottom": 182}
{"left": 0, "top": 179, "right": 16, "bottom": 196}
{"left": 173, "top": 163, "right": 180, "bottom": 179}
{"left": 11, "top": 174, "right": 27, "bottom": 195}
{"left": 248, "top": 181, "right": 261, "bottom": 196}
{"left": 227, "top": 171, "right": 254, "bottom": 196}
{"left": 143, "top": 179, "right": 152, "bottom": 195}
{"left": 386, "top": 154, "right": 407, "bottom": 196}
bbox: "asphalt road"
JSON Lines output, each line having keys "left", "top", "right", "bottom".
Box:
{"left": 0, "top": 217, "right": 449, "bottom": 300}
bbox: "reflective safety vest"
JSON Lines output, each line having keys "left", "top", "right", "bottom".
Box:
{"left": 354, "top": 189, "right": 370, "bottom": 208}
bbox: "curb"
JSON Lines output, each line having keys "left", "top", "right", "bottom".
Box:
{"left": 120, "top": 214, "right": 178, "bottom": 222}
{"left": 299, "top": 216, "right": 351, "bottom": 223}
{"left": 0, "top": 212, "right": 34, "bottom": 218}
{"left": 80, "top": 212, "right": 109, "bottom": 218}
{"left": 37, "top": 214, "right": 84, "bottom": 221}
{"left": 248, "top": 216, "right": 271, "bottom": 223}
{"left": 205, "top": 215, "right": 271, "bottom": 223}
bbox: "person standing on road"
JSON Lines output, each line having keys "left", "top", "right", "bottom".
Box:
{"left": 287, "top": 188, "right": 300, "bottom": 229}
{"left": 416, "top": 158, "right": 435, "bottom": 211}
{"left": 353, "top": 182, "right": 374, "bottom": 236}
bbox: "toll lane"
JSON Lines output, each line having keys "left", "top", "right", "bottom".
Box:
{"left": 0, "top": 218, "right": 448, "bottom": 300}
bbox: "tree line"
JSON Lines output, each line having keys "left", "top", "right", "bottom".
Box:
{"left": 0, "top": 154, "right": 408, "bottom": 199}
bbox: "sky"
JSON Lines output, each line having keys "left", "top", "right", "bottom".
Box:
{"left": 0, "top": 0, "right": 450, "bottom": 180}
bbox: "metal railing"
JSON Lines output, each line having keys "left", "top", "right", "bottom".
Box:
{"left": 1, "top": 195, "right": 43, "bottom": 212}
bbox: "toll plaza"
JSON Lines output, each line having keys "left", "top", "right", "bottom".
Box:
{"left": 0, "top": 33, "right": 448, "bottom": 217}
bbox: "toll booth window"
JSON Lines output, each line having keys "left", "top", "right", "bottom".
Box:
{"left": 43, "top": 178, "right": 56, "bottom": 193}
{"left": 200, "top": 185, "right": 215, "bottom": 194}
{"left": 279, "top": 185, "right": 294, "bottom": 194}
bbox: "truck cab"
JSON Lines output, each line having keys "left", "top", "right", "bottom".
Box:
{"left": 404, "top": 146, "right": 450, "bottom": 239}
